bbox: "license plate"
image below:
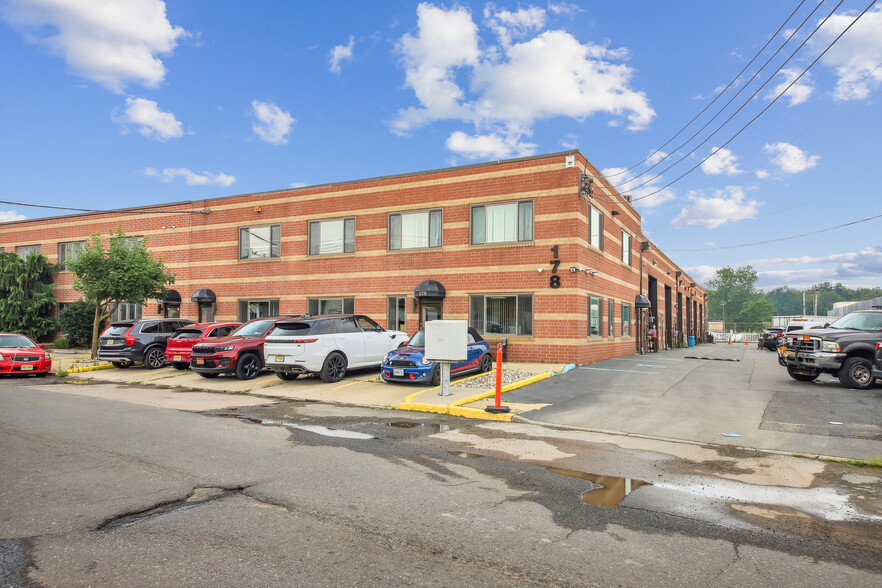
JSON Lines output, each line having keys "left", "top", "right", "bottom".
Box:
{"left": 275, "top": 355, "right": 285, "bottom": 362}
{"left": 393, "top": 368, "right": 404, "bottom": 376}
{"left": 20, "top": 365, "right": 33, "bottom": 371}
{"left": 106, "top": 339, "right": 114, "bottom": 345}
{"left": 195, "top": 359, "right": 204, "bottom": 365}
{"left": 173, "top": 355, "right": 182, "bottom": 361}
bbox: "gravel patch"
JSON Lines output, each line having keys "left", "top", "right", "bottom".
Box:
{"left": 457, "top": 370, "right": 539, "bottom": 389}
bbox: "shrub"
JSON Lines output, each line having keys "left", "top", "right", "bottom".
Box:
{"left": 58, "top": 300, "right": 103, "bottom": 347}
{"left": 54, "top": 338, "right": 71, "bottom": 349}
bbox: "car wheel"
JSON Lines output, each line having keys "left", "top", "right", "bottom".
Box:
{"left": 144, "top": 347, "right": 166, "bottom": 369}
{"left": 198, "top": 372, "right": 219, "bottom": 379}
{"left": 480, "top": 353, "right": 493, "bottom": 373}
{"left": 172, "top": 362, "right": 188, "bottom": 370}
{"left": 35, "top": 372, "right": 48, "bottom": 378}
{"left": 112, "top": 361, "right": 131, "bottom": 369}
{"left": 786, "top": 367, "right": 818, "bottom": 382}
{"left": 838, "top": 357, "right": 874, "bottom": 389}
{"left": 277, "top": 372, "right": 299, "bottom": 381}
{"left": 430, "top": 365, "right": 441, "bottom": 386}
{"left": 319, "top": 352, "right": 347, "bottom": 383}
{"left": 235, "top": 353, "right": 261, "bottom": 380}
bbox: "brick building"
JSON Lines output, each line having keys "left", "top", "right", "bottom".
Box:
{"left": 0, "top": 150, "right": 706, "bottom": 363}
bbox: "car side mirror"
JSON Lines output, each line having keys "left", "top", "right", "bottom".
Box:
{"left": 38, "top": 344, "right": 45, "bottom": 348}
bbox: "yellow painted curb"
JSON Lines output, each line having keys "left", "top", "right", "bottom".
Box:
{"left": 451, "top": 371, "right": 554, "bottom": 406}
{"left": 66, "top": 364, "right": 114, "bottom": 373}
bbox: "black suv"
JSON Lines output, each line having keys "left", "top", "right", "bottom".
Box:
{"left": 759, "top": 327, "right": 786, "bottom": 351}
{"left": 99, "top": 318, "right": 193, "bottom": 369}
{"left": 778, "top": 310, "right": 882, "bottom": 389}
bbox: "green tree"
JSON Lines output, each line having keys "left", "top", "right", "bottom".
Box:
{"left": 69, "top": 229, "right": 175, "bottom": 358}
{"left": 58, "top": 300, "right": 104, "bottom": 347}
{"left": 0, "top": 252, "right": 57, "bottom": 340}
{"left": 706, "top": 266, "right": 759, "bottom": 330}
{"left": 764, "top": 286, "right": 802, "bottom": 315}
{"left": 739, "top": 298, "right": 776, "bottom": 331}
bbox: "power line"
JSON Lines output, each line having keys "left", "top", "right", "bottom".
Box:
{"left": 0, "top": 199, "right": 210, "bottom": 215}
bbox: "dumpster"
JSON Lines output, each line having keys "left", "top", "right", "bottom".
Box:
{"left": 687, "top": 335, "right": 695, "bottom": 347}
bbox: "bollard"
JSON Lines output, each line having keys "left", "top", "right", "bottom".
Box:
{"left": 485, "top": 342, "right": 510, "bottom": 414}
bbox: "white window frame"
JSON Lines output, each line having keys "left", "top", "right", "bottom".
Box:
{"left": 621, "top": 231, "right": 631, "bottom": 266}
{"left": 239, "top": 225, "right": 281, "bottom": 260}
{"left": 589, "top": 205, "right": 603, "bottom": 251}
{"left": 470, "top": 200, "right": 533, "bottom": 245}
{"left": 58, "top": 240, "right": 86, "bottom": 270}
{"left": 308, "top": 217, "right": 355, "bottom": 256}
{"left": 389, "top": 209, "right": 442, "bottom": 250}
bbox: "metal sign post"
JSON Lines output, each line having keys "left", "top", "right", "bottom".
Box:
{"left": 439, "top": 361, "right": 451, "bottom": 396}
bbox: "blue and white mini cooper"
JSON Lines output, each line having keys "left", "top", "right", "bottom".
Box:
{"left": 381, "top": 326, "right": 493, "bottom": 385}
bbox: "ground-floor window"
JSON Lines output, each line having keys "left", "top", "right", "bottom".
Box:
{"left": 112, "top": 303, "right": 143, "bottom": 323}
{"left": 608, "top": 299, "right": 615, "bottom": 337}
{"left": 238, "top": 300, "right": 279, "bottom": 321}
{"left": 588, "top": 297, "right": 602, "bottom": 337}
{"left": 469, "top": 294, "right": 532, "bottom": 336}
{"left": 622, "top": 303, "right": 631, "bottom": 336}
{"left": 387, "top": 296, "right": 406, "bottom": 331}
{"left": 308, "top": 297, "right": 354, "bottom": 316}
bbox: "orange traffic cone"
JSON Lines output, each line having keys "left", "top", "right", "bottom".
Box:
{"left": 728, "top": 338, "right": 732, "bottom": 345}
{"left": 745, "top": 338, "right": 749, "bottom": 345}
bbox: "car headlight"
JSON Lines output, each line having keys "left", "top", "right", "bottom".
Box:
{"left": 0, "top": 353, "right": 4, "bottom": 361}
{"left": 383, "top": 352, "right": 392, "bottom": 363}
{"left": 216, "top": 346, "right": 235, "bottom": 352}
{"left": 420, "top": 357, "right": 432, "bottom": 366}
{"left": 44, "top": 353, "right": 51, "bottom": 360}
{"left": 820, "top": 341, "right": 840, "bottom": 353}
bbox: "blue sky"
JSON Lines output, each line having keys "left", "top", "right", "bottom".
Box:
{"left": 1, "top": 1, "right": 881, "bottom": 291}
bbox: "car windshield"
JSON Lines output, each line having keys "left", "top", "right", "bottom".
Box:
{"left": 407, "top": 331, "right": 426, "bottom": 347}
{"left": 0, "top": 335, "right": 36, "bottom": 348}
{"left": 232, "top": 319, "right": 277, "bottom": 337}
{"left": 827, "top": 312, "right": 882, "bottom": 331}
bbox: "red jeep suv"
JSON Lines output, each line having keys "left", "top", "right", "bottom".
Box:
{"left": 189, "top": 316, "right": 292, "bottom": 380}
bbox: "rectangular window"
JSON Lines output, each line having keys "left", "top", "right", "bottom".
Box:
{"left": 307, "top": 298, "right": 354, "bottom": 316}
{"left": 58, "top": 240, "right": 86, "bottom": 270}
{"left": 389, "top": 209, "right": 442, "bottom": 250}
{"left": 589, "top": 205, "right": 603, "bottom": 250}
{"left": 471, "top": 201, "right": 533, "bottom": 245}
{"left": 588, "top": 297, "right": 602, "bottom": 337}
{"left": 309, "top": 217, "right": 355, "bottom": 255}
{"left": 387, "top": 296, "right": 406, "bottom": 331}
{"left": 15, "top": 244, "right": 40, "bottom": 259}
{"left": 621, "top": 231, "right": 631, "bottom": 265}
{"left": 237, "top": 300, "right": 280, "bottom": 321}
{"left": 622, "top": 304, "right": 631, "bottom": 336}
{"left": 239, "top": 225, "right": 281, "bottom": 259}
{"left": 123, "top": 236, "right": 144, "bottom": 248}
{"left": 608, "top": 299, "right": 615, "bottom": 337}
{"left": 469, "top": 294, "right": 532, "bottom": 336}
{"left": 112, "top": 303, "right": 143, "bottom": 323}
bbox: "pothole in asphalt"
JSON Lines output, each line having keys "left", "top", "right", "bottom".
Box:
{"left": 448, "top": 451, "right": 482, "bottom": 458}
{"left": 96, "top": 487, "right": 241, "bottom": 530}
{"left": 548, "top": 467, "right": 651, "bottom": 508}
{"left": 213, "top": 413, "right": 376, "bottom": 439}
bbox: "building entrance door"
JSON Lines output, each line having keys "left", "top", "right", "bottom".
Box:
{"left": 420, "top": 300, "right": 442, "bottom": 329}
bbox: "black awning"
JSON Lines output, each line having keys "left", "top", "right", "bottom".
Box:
{"left": 161, "top": 289, "right": 181, "bottom": 305}
{"left": 635, "top": 294, "right": 651, "bottom": 309}
{"left": 191, "top": 288, "right": 216, "bottom": 304}
{"left": 414, "top": 280, "right": 446, "bottom": 298}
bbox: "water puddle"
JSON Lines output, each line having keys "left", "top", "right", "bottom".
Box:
{"left": 388, "top": 421, "right": 451, "bottom": 432}
{"left": 548, "top": 467, "right": 650, "bottom": 508}
{"left": 213, "top": 413, "right": 375, "bottom": 439}
{"left": 448, "top": 451, "right": 482, "bottom": 458}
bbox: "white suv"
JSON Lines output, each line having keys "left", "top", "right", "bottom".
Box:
{"left": 263, "top": 314, "right": 408, "bottom": 383}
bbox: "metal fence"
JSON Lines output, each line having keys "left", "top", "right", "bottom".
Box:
{"left": 827, "top": 295, "right": 882, "bottom": 318}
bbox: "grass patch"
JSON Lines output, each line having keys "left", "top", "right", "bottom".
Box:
{"left": 820, "top": 456, "right": 882, "bottom": 468}
{"left": 55, "top": 370, "right": 68, "bottom": 377}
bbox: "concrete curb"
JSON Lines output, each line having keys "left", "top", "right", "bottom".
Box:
{"left": 65, "top": 364, "right": 115, "bottom": 373}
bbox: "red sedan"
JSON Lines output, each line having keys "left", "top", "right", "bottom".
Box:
{"left": 0, "top": 333, "right": 52, "bottom": 376}
{"left": 165, "top": 322, "right": 241, "bottom": 370}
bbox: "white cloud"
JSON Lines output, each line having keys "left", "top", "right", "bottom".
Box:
{"left": 765, "top": 68, "right": 813, "bottom": 107}
{"left": 329, "top": 36, "right": 355, "bottom": 74}
{"left": 809, "top": 6, "right": 882, "bottom": 101}
{"left": 1, "top": 0, "right": 187, "bottom": 93}
{"left": 484, "top": 4, "right": 546, "bottom": 48}
{"left": 0, "top": 210, "right": 27, "bottom": 222}
{"left": 646, "top": 150, "right": 668, "bottom": 165}
{"left": 749, "top": 247, "right": 882, "bottom": 274}
{"left": 392, "top": 4, "right": 654, "bottom": 156}
{"left": 762, "top": 142, "right": 819, "bottom": 175}
{"left": 671, "top": 186, "right": 761, "bottom": 229}
{"left": 144, "top": 167, "right": 235, "bottom": 186}
{"left": 290, "top": 182, "right": 308, "bottom": 188}
{"left": 250, "top": 100, "right": 295, "bottom": 145}
{"left": 113, "top": 97, "right": 183, "bottom": 140}
{"left": 560, "top": 133, "right": 578, "bottom": 149}
{"left": 547, "top": 3, "right": 583, "bottom": 17}
{"left": 700, "top": 147, "right": 742, "bottom": 176}
{"left": 600, "top": 166, "right": 676, "bottom": 210}
{"left": 755, "top": 169, "right": 770, "bottom": 179}
{"left": 446, "top": 130, "right": 536, "bottom": 159}
{"left": 684, "top": 265, "right": 719, "bottom": 287}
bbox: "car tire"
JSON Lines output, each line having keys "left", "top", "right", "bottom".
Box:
{"left": 235, "top": 353, "right": 262, "bottom": 380}
{"left": 838, "top": 357, "right": 875, "bottom": 389}
{"left": 480, "top": 353, "right": 493, "bottom": 373}
{"left": 430, "top": 365, "right": 440, "bottom": 386}
{"left": 112, "top": 361, "right": 131, "bottom": 369}
{"left": 144, "top": 347, "right": 166, "bottom": 369}
{"left": 35, "top": 372, "right": 48, "bottom": 377}
{"left": 172, "top": 362, "right": 188, "bottom": 370}
{"left": 319, "top": 352, "right": 347, "bottom": 383}
{"left": 198, "top": 372, "right": 219, "bottom": 378}
{"left": 277, "top": 372, "right": 299, "bottom": 381}
{"left": 786, "top": 367, "right": 818, "bottom": 382}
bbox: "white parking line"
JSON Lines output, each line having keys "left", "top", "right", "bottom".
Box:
{"left": 579, "top": 367, "right": 659, "bottom": 374}
{"left": 609, "top": 357, "right": 684, "bottom": 363}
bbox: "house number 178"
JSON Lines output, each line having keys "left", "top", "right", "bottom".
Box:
{"left": 549, "top": 245, "right": 560, "bottom": 289}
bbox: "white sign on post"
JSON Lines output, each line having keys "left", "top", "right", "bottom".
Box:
{"left": 425, "top": 320, "right": 467, "bottom": 396}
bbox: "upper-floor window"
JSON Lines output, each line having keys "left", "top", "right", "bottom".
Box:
{"left": 58, "top": 240, "right": 86, "bottom": 270}
{"left": 123, "top": 236, "right": 144, "bottom": 248}
{"left": 471, "top": 200, "right": 533, "bottom": 245}
{"left": 389, "top": 209, "right": 442, "bottom": 250}
{"left": 621, "top": 231, "right": 631, "bottom": 265}
{"left": 589, "top": 205, "right": 603, "bottom": 250}
{"left": 308, "top": 217, "right": 355, "bottom": 255}
{"left": 15, "top": 244, "right": 40, "bottom": 259}
{"left": 239, "top": 225, "right": 280, "bottom": 259}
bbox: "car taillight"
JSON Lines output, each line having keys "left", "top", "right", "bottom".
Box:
{"left": 124, "top": 325, "right": 136, "bottom": 346}
{"left": 876, "top": 342, "right": 882, "bottom": 350}
{"left": 287, "top": 338, "right": 318, "bottom": 344}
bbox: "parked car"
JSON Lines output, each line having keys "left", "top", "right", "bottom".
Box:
{"left": 0, "top": 333, "right": 51, "bottom": 376}
{"left": 381, "top": 327, "right": 492, "bottom": 385}
{"left": 165, "top": 322, "right": 241, "bottom": 370}
{"left": 777, "top": 309, "right": 882, "bottom": 389}
{"left": 263, "top": 314, "right": 408, "bottom": 383}
{"left": 98, "top": 319, "right": 193, "bottom": 369}
{"left": 190, "top": 316, "right": 294, "bottom": 380}
{"left": 759, "top": 327, "right": 786, "bottom": 351}
{"left": 872, "top": 341, "right": 882, "bottom": 381}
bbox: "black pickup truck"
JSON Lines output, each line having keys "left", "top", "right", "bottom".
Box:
{"left": 777, "top": 309, "right": 882, "bottom": 389}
